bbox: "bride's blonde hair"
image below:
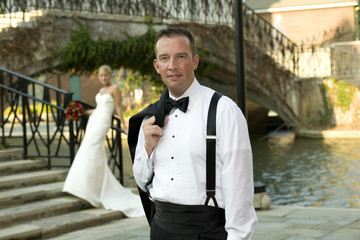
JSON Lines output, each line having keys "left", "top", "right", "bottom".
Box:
{"left": 98, "top": 65, "right": 112, "bottom": 75}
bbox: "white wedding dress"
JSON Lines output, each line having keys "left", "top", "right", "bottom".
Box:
{"left": 63, "top": 93, "right": 144, "bottom": 218}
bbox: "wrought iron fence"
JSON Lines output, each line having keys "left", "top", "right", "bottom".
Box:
{"left": 0, "top": 67, "right": 126, "bottom": 183}
{"left": 242, "top": 4, "right": 299, "bottom": 76}
{"left": 0, "top": 0, "right": 235, "bottom": 23}
{"left": 294, "top": 43, "right": 360, "bottom": 81}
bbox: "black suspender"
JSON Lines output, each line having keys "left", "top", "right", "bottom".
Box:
{"left": 144, "top": 92, "right": 223, "bottom": 210}
{"left": 205, "top": 92, "right": 222, "bottom": 207}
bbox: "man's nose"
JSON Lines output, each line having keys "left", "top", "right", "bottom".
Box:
{"left": 168, "top": 58, "right": 177, "bottom": 70}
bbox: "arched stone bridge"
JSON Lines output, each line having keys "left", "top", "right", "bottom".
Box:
{"left": 0, "top": 3, "right": 340, "bottom": 130}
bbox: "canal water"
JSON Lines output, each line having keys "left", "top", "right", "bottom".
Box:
{"left": 252, "top": 135, "right": 360, "bottom": 208}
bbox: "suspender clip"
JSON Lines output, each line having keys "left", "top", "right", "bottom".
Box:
{"left": 206, "top": 189, "right": 216, "bottom": 197}
{"left": 206, "top": 135, "right": 216, "bottom": 140}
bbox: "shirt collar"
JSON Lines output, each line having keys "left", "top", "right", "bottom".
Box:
{"left": 168, "top": 78, "right": 200, "bottom": 112}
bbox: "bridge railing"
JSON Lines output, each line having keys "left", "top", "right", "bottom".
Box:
{"left": 242, "top": 4, "right": 299, "bottom": 76}
{"left": 0, "top": 0, "right": 235, "bottom": 24}
{"left": 294, "top": 43, "right": 360, "bottom": 81}
{"left": 0, "top": 67, "right": 126, "bottom": 184}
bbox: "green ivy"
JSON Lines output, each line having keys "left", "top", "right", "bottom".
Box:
{"left": 55, "top": 25, "right": 216, "bottom": 83}
{"left": 336, "top": 81, "right": 354, "bottom": 111}
{"left": 55, "top": 26, "right": 155, "bottom": 75}
{"left": 324, "top": 78, "right": 355, "bottom": 112}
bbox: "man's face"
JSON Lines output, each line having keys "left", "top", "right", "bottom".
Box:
{"left": 153, "top": 35, "right": 199, "bottom": 98}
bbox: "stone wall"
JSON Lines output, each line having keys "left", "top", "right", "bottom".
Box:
{"left": 323, "top": 78, "right": 360, "bottom": 129}
{"left": 0, "top": 11, "right": 165, "bottom": 76}
{"left": 297, "top": 78, "right": 334, "bottom": 129}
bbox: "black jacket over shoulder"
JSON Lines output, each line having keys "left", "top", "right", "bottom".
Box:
{"left": 127, "top": 88, "right": 169, "bottom": 224}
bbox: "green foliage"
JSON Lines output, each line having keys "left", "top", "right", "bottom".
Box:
{"left": 124, "top": 71, "right": 163, "bottom": 93}
{"left": 317, "top": 83, "right": 333, "bottom": 125}
{"left": 336, "top": 81, "right": 354, "bottom": 111}
{"left": 196, "top": 48, "right": 216, "bottom": 77}
{"left": 55, "top": 25, "right": 216, "bottom": 84}
{"left": 124, "top": 71, "right": 148, "bottom": 91}
{"left": 122, "top": 71, "right": 164, "bottom": 119}
{"left": 119, "top": 28, "right": 157, "bottom": 75}
{"left": 324, "top": 78, "right": 355, "bottom": 112}
{"left": 56, "top": 26, "right": 157, "bottom": 76}
{"left": 56, "top": 26, "right": 154, "bottom": 82}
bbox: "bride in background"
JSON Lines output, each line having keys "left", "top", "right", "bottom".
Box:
{"left": 63, "top": 65, "right": 144, "bottom": 218}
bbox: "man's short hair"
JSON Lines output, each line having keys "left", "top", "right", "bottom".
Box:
{"left": 154, "top": 28, "right": 196, "bottom": 57}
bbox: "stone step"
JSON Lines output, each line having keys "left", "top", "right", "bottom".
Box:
{"left": 0, "top": 208, "right": 125, "bottom": 240}
{"left": 0, "top": 148, "right": 24, "bottom": 161}
{"left": 0, "top": 182, "right": 65, "bottom": 209}
{"left": 0, "top": 196, "right": 91, "bottom": 227}
{"left": 47, "top": 216, "right": 149, "bottom": 240}
{"left": 0, "top": 169, "right": 68, "bottom": 190}
{"left": 0, "top": 159, "right": 48, "bottom": 175}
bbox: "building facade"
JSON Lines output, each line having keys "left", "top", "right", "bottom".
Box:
{"left": 245, "top": 0, "right": 359, "bottom": 44}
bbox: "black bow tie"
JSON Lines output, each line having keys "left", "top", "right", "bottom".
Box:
{"left": 164, "top": 96, "right": 189, "bottom": 115}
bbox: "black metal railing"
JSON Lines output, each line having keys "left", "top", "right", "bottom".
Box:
{"left": 242, "top": 4, "right": 299, "bottom": 76}
{"left": 0, "top": 67, "right": 126, "bottom": 183}
{"left": 0, "top": 0, "right": 234, "bottom": 24}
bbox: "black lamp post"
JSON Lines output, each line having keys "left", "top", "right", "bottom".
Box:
{"left": 234, "top": 0, "right": 246, "bottom": 118}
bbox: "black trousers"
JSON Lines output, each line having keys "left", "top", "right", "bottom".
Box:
{"left": 150, "top": 218, "right": 227, "bottom": 240}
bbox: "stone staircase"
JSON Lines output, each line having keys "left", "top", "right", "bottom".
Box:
{"left": 0, "top": 148, "right": 125, "bottom": 239}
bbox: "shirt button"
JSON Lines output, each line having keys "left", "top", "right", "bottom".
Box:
{"left": 171, "top": 156, "right": 174, "bottom": 159}
{"left": 175, "top": 115, "right": 178, "bottom": 117}
{"left": 172, "top": 135, "right": 175, "bottom": 138}
{"left": 171, "top": 178, "right": 174, "bottom": 181}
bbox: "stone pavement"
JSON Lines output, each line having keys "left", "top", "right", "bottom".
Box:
{"left": 48, "top": 205, "right": 360, "bottom": 240}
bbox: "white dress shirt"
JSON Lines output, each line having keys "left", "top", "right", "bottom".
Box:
{"left": 133, "top": 79, "right": 257, "bottom": 240}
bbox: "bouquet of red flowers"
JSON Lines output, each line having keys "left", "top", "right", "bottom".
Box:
{"left": 65, "top": 102, "right": 84, "bottom": 122}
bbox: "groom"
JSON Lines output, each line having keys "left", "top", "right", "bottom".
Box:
{"left": 128, "top": 28, "right": 257, "bottom": 240}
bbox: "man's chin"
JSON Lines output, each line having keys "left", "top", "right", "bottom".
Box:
{"left": 165, "top": 79, "right": 181, "bottom": 87}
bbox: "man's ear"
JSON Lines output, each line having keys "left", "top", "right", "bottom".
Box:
{"left": 153, "top": 59, "right": 160, "bottom": 74}
{"left": 193, "top": 54, "right": 200, "bottom": 71}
